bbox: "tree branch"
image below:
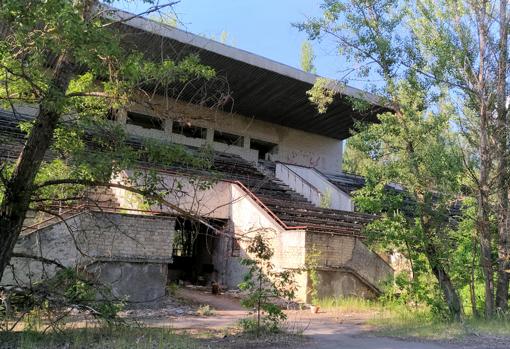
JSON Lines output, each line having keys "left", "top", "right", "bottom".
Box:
{"left": 100, "top": 2, "right": 180, "bottom": 28}
{"left": 34, "top": 178, "right": 223, "bottom": 234}
{"left": 11, "top": 252, "right": 65, "bottom": 269}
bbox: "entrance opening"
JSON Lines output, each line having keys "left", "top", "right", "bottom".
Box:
{"left": 250, "top": 139, "right": 278, "bottom": 160}
{"left": 168, "top": 218, "right": 225, "bottom": 286}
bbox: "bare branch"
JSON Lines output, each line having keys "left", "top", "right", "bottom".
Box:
{"left": 100, "top": 2, "right": 180, "bottom": 28}
{"left": 10, "top": 252, "right": 65, "bottom": 269}
{"left": 34, "top": 178, "right": 222, "bottom": 234}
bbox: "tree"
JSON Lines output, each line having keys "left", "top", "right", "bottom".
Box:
{"left": 407, "top": 0, "right": 510, "bottom": 317}
{"left": 297, "top": 0, "right": 465, "bottom": 319}
{"left": 0, "top": 0, "right": 224, "bottom": 282}
{"left": 239, "top": 232, "right": 296, "bottom": 335}
{"left": 342, "top": 139, "right": 373, "bottom": 175}
{"left": 299, "top": 0, "right": 510, "bottom": 318}
{"left": 300, "top": 41, "right": 316, "bottom": 74}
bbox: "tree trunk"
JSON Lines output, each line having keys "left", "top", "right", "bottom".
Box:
{"left": 428, "top": 256, "right": 463, "bottom": 321}
{"left": 474, "top": 0, "right": 496, "bottom": 318}
{"left": 495, "top": 0, "right": 510, "bottom": 313}
{"left": 421, "top": 227, "right": 463, "bottom": 320}
{"left": 470, "top": 236, "right": 479, "bottom": 317}
{"left": 0, "top": 54, "right": 74, "bottom": 280}
{"left": 478, "top": 118, "right": 495, "bottom": 318}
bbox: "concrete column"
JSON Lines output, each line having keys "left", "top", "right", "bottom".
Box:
{"left": 164, "top": 119, "right": 173, "bottom": 135}
{"left": 117, "top": 109, "right": 127, "bottom": 124}
{"left": 206, "top": 127, "right": 214, "bottom": 144}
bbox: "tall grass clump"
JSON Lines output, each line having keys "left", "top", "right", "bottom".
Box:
{"left": 0, "top": 326, "right": 200, "bottom": 349}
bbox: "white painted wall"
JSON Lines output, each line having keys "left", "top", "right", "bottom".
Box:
{"left": 111, "top": 170, "right": 232, "bottom": 219}
{"left": 110, "top": 171, "right": 309, "bottom": 301}
{"left": 276, "top": 163, "right": 353, "bottom": 211}
{"left": 230, "top": 184, "right": 307, "bottom": 300}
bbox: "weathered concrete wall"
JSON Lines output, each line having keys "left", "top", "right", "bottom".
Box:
{"left": 110, "top": 174, "right": 305, "bottom": 295}
{"left": 1, "top": 212, "right": 175, "bottom": 303}
{"left": 125, "top": 97, "right": 344, "bottom": 172}
{"left": 87, "top": 261, "right": 168, "bottom": 302}
{"left": 6, "top": 98, "right": 345, "bottom": 173}
{"left": 348, "top": 239, "right": 394, "bottom": 288}
{"left": 316, "top": 270, "right": 375, "bottom": 299}
{"left": 305, "top": 232, "right": 393, "bottom": 300}
{"left": 2, "top": 214, "right": 84, "bottom": 287}
{"left": 211, "top": 233, "right": 246, "bottom": 290}
{"left": 227, "top": 184, "right": 309, "bottom": 300}
{"left": 112, "top": 171, "right": 232, "bottom": 219}
{"left": 76, "top": 212, "right": 174, "bottom": 262}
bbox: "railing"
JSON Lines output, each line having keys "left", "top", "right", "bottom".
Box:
{"left": 21, "top": 169, "right": 309, "bottom": 236}
{"left": 232, "top": 180, "right": 307, "bottom": 230}
{"left": 275, "top": 162, "right": 322, "bottom": 206}
{"left": 275, "top": 161, "right": 354, "bottom": 211}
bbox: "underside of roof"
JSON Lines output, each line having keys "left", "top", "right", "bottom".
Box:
{"left": 110, "top": 9, "right": 387, "bottom": 140}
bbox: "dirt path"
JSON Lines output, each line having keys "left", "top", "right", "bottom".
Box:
{"left": 291, "top": 312, "right": 452, "bottom": 349}
{"left": 140, "top": 287, "right": 248, "bottom": 330}
{"left": 286, "top": 310, "right": 509, "bottom": 349}
{"left": 137, "top": 289, "right": 508, "bottom": 349}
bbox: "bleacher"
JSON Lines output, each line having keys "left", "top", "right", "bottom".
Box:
{"left": 0, "top": 110, "right": 375, "bottom": 237}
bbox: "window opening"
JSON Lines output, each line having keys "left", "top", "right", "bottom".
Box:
{"left": 126, "top": 111, "right": 163, "bottom": 130}
{"left": 250, "top": 139, "right": 278, "bottom": 160}
{"left": 214, "top": 130, "right": 244, "bottom": 147}
{"left": 172, "top": 121, "right": 207, "bottom": 139}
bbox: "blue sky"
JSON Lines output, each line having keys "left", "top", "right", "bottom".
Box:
{"left": 118, "top": 0, "right": 362, "bottom": 87}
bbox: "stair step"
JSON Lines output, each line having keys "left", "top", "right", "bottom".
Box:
{"left": 268, "top": 207, "right": 372, "bottom": 225}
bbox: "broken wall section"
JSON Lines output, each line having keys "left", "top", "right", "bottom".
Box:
{"left": 2, "top": 212, "right": 175, "bottom": 303}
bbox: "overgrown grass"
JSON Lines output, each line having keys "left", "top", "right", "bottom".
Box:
{"left": 0, "top": 326, "right": 203, "bottom": 349}
{"left": 316, "top": 296, "right": 397, "bottom": 313}
{"left": 316, "top": 296, "right": 510, "bottom": 340}
{"left": 371, "top": 310, "right": 510, "bottom": 340}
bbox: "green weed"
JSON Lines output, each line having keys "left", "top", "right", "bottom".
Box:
{"left": 0, "top": 326, "right": 201, "bottom": 349}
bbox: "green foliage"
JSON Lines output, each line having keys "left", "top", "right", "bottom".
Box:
{"left": 0, "top": 326, "right": 199, "bottom": 349}
{"left": 371, "top": 308, "right": 510, "bottom": 340}
{"left": 0, "top": 0, "right": 219, "bottom": 209}
{"left": 306, "top": 77, "right": 336, "bottom": 114}
{"left": 319, "top": 189, "right": 332, "bottom": 209}
{"left": 343, "top": 139, "right": 376, "bottom": 176}
{"left": 299, "top": 0, "right": 469, "bottom": 320}
{"left": 305, "top": 245, "right": 321, "bottom": 304}
{"left": 239, "top": 233, "right": 297, "bottom": 335}
{"left": 167, "top": 282, "right": 179, "bottom": 297}
{"left": 3, "top": 267, "right": 127, "bottom": 329}
{"left": 196, "top": 304, "right": 214, "bottom": 316}
{"left": 316, "top": 296, "right": 389, "bottom": 312}
{"left": 300, "top": 41, "right": 316, "bottom": 73}
{"left": 53, "top": 268, "right": 125, "bottom": 324}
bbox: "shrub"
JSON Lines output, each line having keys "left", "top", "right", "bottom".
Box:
{"left": 238, "top": 233, "right": 297, "bottom": 335}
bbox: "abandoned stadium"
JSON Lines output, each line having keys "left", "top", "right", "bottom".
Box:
{"left": 0, "top": 10, "right": 393, "bottom": 304}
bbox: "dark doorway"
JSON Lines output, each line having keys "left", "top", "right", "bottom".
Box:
{"left": 250, "top": 139, "right": 278, "bottom": 160}
{"left": 168, "top": 218, "right": 224, "bottom": 286}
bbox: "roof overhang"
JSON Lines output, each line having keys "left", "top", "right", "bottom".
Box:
{"left": 106, "top": 7, "right": 387, "bottom": 140}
